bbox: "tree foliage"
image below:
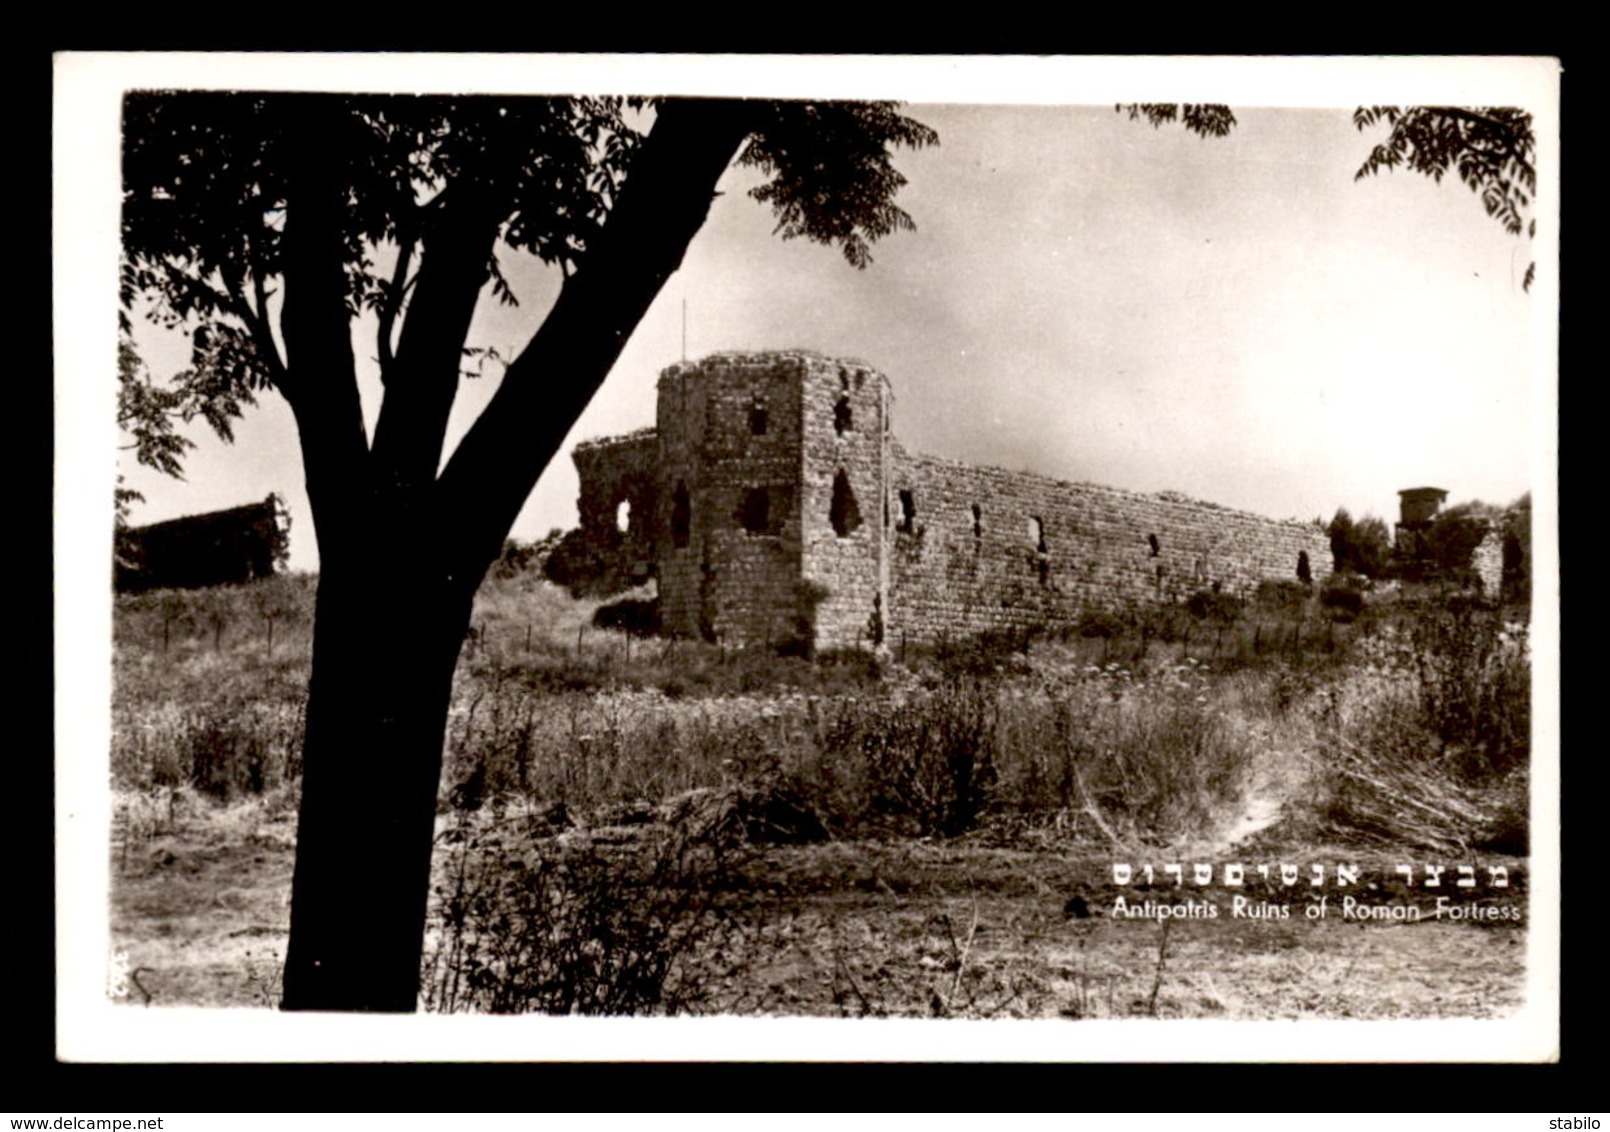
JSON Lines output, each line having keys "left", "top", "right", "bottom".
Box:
{"left": 1117, "top": 103, "right": 1238, "bottom": 138}
{"left": 122, "top": 94, "right": 936, "bottom": 405}
{"left": 1119, "top": 103, "right": 1541, "bottom": 291}
{"left": 739, "top": 101, "right": 937, "bottom": 268}
{"left": 1328, "top": 507, "right": 1393, "bottom": 578}
{"left": 1352, "top": 106, "right": 1537, "bottom": 290}
{"left": 1422, "top": 500, "right": 1500, "bottom": 583}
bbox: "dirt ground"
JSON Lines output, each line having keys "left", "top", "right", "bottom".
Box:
{"left": 108, "top": 792, "right": 1528, "bottom": 1019}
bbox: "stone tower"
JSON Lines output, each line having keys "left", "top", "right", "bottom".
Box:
{"left": 654, "top": 351, "right": 890, "bottom": 651}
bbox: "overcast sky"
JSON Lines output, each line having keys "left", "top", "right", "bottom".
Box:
{"left": 93, "top": 58, "right": 1558, "bottom": 573}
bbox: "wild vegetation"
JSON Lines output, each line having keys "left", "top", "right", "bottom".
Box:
{"left": 110, "top": 562, "right": 1532, "bottom": 1017}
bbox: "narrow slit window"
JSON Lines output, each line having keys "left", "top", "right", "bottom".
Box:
{"left": 972, "top": 503, "right": 983, "bottom": 540}
{"left": 1029, "top": 516, "right": 1046, "bottom": 554}
{"left": 1148, "top": 533, "right": 1161, "bottom": 557}
{"left": 834, "top": 395, "right": 853, "bottom": 436}
{"left": 897, "top": 490, "right": 916, "bottom": 534}
{"left": 830, "top": 470, "right": 862, "bottom": 537}
{"left": 1296, "top": 550, "right": 1312, "bottom": 584}
{"left": 672, "top": 481, "right": 691, "bottom": 549}
{"left": 749, "top": 399, "right": 769, "bottom": 436}
{"left": 738, "top": 488, "right": 770, "bottom": 535}
{"left": 615, "top": 499, "right": 631, "bottom": 534}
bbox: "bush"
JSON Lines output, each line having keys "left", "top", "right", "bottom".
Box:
{"left": 1254, "top": 579, "right": 1311, "bottom": 613}
{"left": 1316, "top": 604, "right": 1530, "bottom": 851}
{"left": 1076, "top": 611, "right": 1126, "bottom": 639}
{"left": 811, "top": 679, "right": 999, "bottom": 838}
{"left": 592, "top": 596, "right": 662, "bottom": 637}
{"left": 1328, "top": 508, "right": 1393, "bottom": 578}
{"left": 1319, "top": 575, "right": 1366, "bottom": 620}
{"left": 423, "top": 819, "right": 740, "bottom": 1015}
{"left": 1185, "top": 589, "right": 1243, "bottom": 625}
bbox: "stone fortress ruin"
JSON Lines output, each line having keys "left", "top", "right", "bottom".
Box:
{"left": 566, "top": 350, "right": 1348, "bottom": 652}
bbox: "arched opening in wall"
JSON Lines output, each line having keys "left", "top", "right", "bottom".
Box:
{"left": 749, "top": 398, "right": 769, "bottom": 436}
{"left": 1297, "top": 550, "right": 1312, "bottom": 584}
{"left": 830, "top": 470, "right": 863, "bottom": 537}
{"left": 615, "top": 499, "right": 631, "bottom": 534}
{"left": 1028, "top": 516, "right": 1046, "bottom": 554}
{"left": 897, "top": 490, "right": 916, "bottom": 534}
{"left": 1148, "top": 533, "right": 1160, "bottom": 557}
{"left": 834, "top": 395, "right": 853, "bottom": 436}
{"left": 972, "top": 503, "right": 982, "bottom": 540}
{"left": 738, "top": 488, "right": 770, "bottom": 535}
{"left": 672, "top": 481, "right": 691, "bottom": 549}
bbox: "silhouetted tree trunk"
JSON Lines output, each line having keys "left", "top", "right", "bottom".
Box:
{"left": 278, "top": 97, "right": 755, "bottom": 1011}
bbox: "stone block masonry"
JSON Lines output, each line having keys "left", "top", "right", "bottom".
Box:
{"left": 570, "top": 351, "right": 1333, "bottom": 651}
{"left": 886, "top": 447, "right": 1331, "bottom": 643}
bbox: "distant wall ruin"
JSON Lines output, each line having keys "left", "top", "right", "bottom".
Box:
{"left": 115, "top": 494, "right": 288, "bottom": 593}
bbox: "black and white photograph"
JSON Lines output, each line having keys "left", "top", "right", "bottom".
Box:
{"left": 53, "top": 54, "right": 1559, "bottom": 1062}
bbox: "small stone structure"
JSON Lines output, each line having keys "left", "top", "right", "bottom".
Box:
{"left": 570, "top": 351, "right": 1336, "bottom": 651}
{"left": 115, "top": 494, "right": 289, "bottom": 593}
{"left": 1393, "top": 485, "right": 1508, "bottom": 596}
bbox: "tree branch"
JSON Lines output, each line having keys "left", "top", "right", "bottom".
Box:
{"left": 432, "top": 98, "right": 758, "bottom": 578}
{"left": 221, "top": 250, "right": 289, "bottom": 392}
{"left": 276, "top": 96, "right": 371, "bottom": 565}
{"left": 369, "top": 183, "right": 504, "bottom": 496}
{"left": 376, "top": 225, "right": 417, "bottom": 383}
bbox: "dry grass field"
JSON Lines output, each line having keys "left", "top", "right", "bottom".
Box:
{"left": 107, "top": 568, "right": 1532, "bottom": 1018}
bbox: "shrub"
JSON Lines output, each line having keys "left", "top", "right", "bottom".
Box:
{"left": 423, "top": 818, "right": 740, "bottom": 1015}
{"left": 1328, "top": 508, "right": 1393, "bottom": 578}
{"left": 1254, "top": 579, "right": 1311, "bottom": 613}
{"left": 1185, "top": 589, "right": 1243, "bottom": 625}
{"left": 592, "top": 596, "right": 662, "bottom": 637}
{"left": 812, "top": 679, "right": 999, "bottom": 838}
{"left": 1076, "top": 611, "right": 1126, "bottom": 639}
{"left": 1316, "top": 604, "right": 1530, "bottom": 851}
{"left": 1319, "top": 575, "right": 1366, "bottom": 620}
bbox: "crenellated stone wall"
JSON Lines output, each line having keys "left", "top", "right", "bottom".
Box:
{"left": 570, "top": 351, "right": 1334, "bottom": 651}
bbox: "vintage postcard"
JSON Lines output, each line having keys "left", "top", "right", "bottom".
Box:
{"left": 54, "top": 54, "right": 1559, "bottom": 1061}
